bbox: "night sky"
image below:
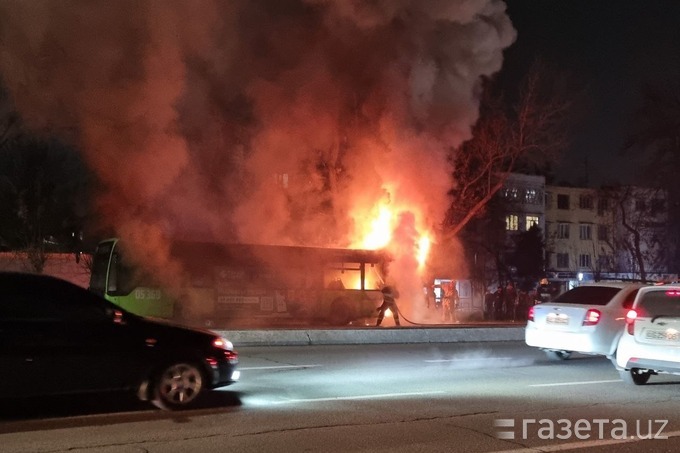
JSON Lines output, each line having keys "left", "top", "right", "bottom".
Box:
{"left": 502, "top": 0, "right": 680, "bottom": 187}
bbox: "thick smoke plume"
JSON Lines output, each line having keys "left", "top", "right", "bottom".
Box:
{"left": 0, "top": 0, "right": 515, "bottom": 320}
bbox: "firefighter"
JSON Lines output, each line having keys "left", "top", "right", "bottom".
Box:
{"left": 442, "top": 281, "right": 460, "bottom": 323}
{"left": 376, "top": 285, "right": 400, "bottom": 326}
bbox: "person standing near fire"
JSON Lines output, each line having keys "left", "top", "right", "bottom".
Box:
{"left": 442, "top": 280, "right": 460, "bottom": 323}
{"left": 376, "top": 285, "right": 400, "bottom": 326}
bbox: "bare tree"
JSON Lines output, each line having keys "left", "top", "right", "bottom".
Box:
{"left": 618, "top": 186, "right": 671, "bottom": 282}
{"left": 624, "top": 83, "right": 680, "bottom": 178}
{"left": 0, "top": 136, "right": 90, "bottom": 272}
{"left": 595, "top": 185, "right": 671, "bottom": 282}
{"left": 444, "top": 60, "right": 574, "bottom": 240}
{"left": 624, "top": 83, "right": 680, "bottom": 273}
{"left": 457, "top": 196, "right": 510, "bottom": 290}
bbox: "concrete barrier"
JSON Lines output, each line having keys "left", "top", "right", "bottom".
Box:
{"left": 214, "top": 326, "right": 525, "bottom": 347}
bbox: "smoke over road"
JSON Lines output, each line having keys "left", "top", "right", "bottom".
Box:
{"left": 0, "top": 0, "right": 516, "bottom": 317}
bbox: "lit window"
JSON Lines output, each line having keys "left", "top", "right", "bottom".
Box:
{"left": 506, "top": 215, "right": 519, "bottom": 231}
{"left": 526, "top": 215, "right": 539, "bottom": 230}
{"left": 525, "top": 189, "right": 538, "bottom": 204}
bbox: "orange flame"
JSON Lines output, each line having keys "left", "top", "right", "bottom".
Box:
{"left": 358, "top": 202, "right": 394, "bottom": 249}
{"left": 350, "top": 191, "right": 433, "bottom": 273}
{"left": 417, "top": 234, "right": 431, "bottom": 269}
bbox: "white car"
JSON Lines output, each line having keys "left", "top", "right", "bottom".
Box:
{"left": 615, "top": 284, "right": 680, "bottom": 384}
{"left": 525, "top": 282, "right": 645, "bottom": 361}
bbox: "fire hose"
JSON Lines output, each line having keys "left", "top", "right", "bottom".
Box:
{"left": 389, "top": 303, "right": 459, "bottom": 327}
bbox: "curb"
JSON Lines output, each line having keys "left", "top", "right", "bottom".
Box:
{"left": 214, "top": 326, "right": 526, "bottom": 347}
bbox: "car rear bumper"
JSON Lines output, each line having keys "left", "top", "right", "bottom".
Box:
{"left": 211, "top": 362, "right": 240, "bottom": 388}
{"left": 525, "top": 325, "right": 614, "bottom": 355}
{"left": 616, "top": 334, "right": 680, "bottom": 371}
{"left": 622, "top": 357, "right": 680, "bottom": 373}
{"left": 205, "top": 352, "right": 240, "bottom": 388}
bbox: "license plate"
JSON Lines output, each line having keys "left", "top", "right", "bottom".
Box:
{"left": 546, "top": 313, "right": 569, "bottom": 324}
{"left": 646, "top": 330, "right": 680, "bottom": 341}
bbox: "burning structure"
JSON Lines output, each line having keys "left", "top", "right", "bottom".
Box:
{"left": 0, "top": 0, "right": 516, "bottom": 323}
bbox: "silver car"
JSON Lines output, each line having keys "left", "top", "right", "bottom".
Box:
{"left": 525, "top": 282, "right": 645, "bottom": 361}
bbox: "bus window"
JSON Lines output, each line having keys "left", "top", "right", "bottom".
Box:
{"left": 107, "top": 253, "right": 119, "bottom": 293}
{"left": 89, "top": 241, "right": 113, "bottom": 296}
{"left": 108, "top": 252, "right": 148, "bottom": 296}
{"left": 364, "top": 264, "right": 383, "bottom": 290}
{"left": 325, "top": 262, "right": 362, "bottom": 290}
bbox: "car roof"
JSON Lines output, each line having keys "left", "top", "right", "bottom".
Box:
{"left": 636, "top": 284, "right": 680, "bottom": 294}
{"left": 570, "top": 282, "right": 647, "bottom": 289}
{"left": 0, "top": 271, "right": 58, "bottom": 281}
{"left": 0, "top": 271, "right": 68, "bottom": 284}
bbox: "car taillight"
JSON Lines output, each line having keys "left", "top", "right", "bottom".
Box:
{"left": 528, "top": 306, "right": 535, "bottom": 322}
{"left": 207, "top": 350, "right": 239, "bottom": 367}
{"left": 625, "top": 309, "right": 637, "bottom": 335}
{"left": 582, "top": 309, "right": 601, "bottom": 326}
{"left": 224, "top": 350, "right": 239, "bottom": 364}
{"left": 212, "top": 337, "right": 234, "bottom": 350}
{"left": 666, "top": 290, "right": 680, "bottom": 297}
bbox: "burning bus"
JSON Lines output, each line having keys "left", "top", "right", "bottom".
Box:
{"left": 89, "top": 238, "right": 392, "bottom": 327}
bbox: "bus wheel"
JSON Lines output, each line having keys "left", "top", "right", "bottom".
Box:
{"left": 329, "top": 298, "right": 351, "bottom": 326}
{"left": 151, "top": 361, "right": 206, "bottom": 410}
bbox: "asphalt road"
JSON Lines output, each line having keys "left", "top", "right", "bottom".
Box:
{"left": 2, "top": 341, "right": 680, "bottom": 452}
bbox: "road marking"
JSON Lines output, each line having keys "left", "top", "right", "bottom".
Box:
{"left": 528, "top": 379, "right": 620, "bottom": 387}
{"left": 425, "top": 357, "right": 514, "bottom": 363}
{"left": 272, "top": 391, "right": 446, "bottom": 405}
{"left": 491, "top": 429, "right": 680, "bottom": 452}
{"left": 239, "top": 365, "right": 323, "bottom": 370}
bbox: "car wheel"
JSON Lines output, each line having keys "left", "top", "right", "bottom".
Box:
{"left": 620, "top": 368, "right": 652, "bottom": 385}
{"left": 151, "top": 361, "right": 206, "bottom": 410}
{"left": 545, "top": 350, "right": 572, "bottom": 361}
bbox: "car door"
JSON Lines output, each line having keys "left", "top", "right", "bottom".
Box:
{"left": 0, "top": 276, "right": 149, "bottom": 397}
{"left": 0, "top": 314, "right": 46, "bottom": 398}
{"left": 40, "top": 279, "right": 152, "bottom": 394}
{"left": 0, "top": 279, "right": 72, "bottom": 398}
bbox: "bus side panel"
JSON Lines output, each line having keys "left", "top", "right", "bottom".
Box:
{"left": 314, "top": 289, "right": 383, "bottom": 325}
{"left": 106, "top": 288, "right": 174, "bottom": 318}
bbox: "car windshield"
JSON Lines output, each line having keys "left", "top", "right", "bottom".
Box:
{"left": 636, "top": 290, "right": 680, "bottom": 317}
{"left": 552, "top": 286, "right": 622, "bottom": 306}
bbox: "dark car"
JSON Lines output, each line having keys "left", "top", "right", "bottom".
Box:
{"left": 0, "top": 272, "right": 239, "bottom": 410}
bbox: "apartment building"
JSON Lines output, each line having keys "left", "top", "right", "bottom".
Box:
{"left": 474, "top": 173, "right": 675, "bottom": 294}
{"left": 501, "top": 173, "right": 546, "bottom": 236}
{"left": 544, "top": 184, "right": 674, "bottom": 290}
{"left": 544, "top": 186, "right": 612, "bottom": 290}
